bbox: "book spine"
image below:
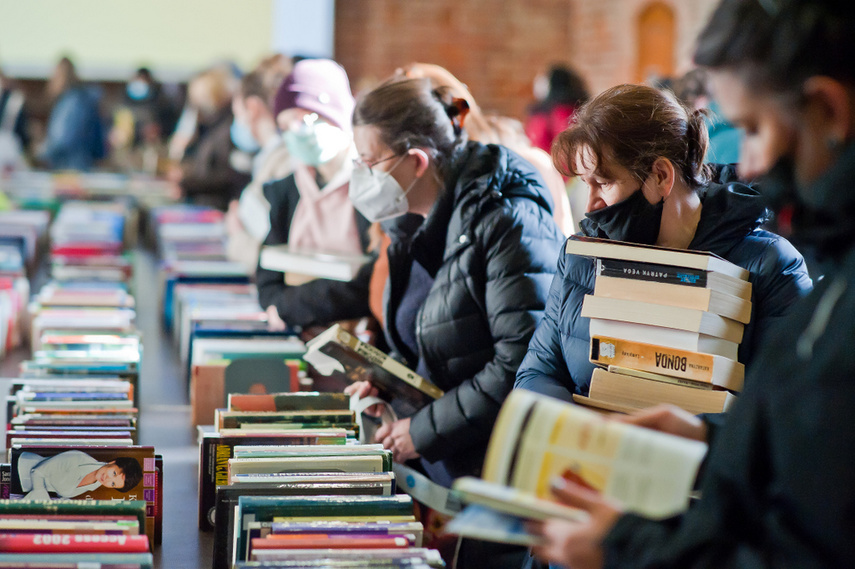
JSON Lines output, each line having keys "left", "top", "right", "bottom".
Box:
{"left": 590, "top": 336, "right": 741, "bottom": 386}
{"left": 0, "top": 533, "right": 149, "bottom": 553}
{"left": 0, "top": 464, "right": 9, "bottom": 499}
{"left": 596, "top": 258, "right": 708, "bottom": 287}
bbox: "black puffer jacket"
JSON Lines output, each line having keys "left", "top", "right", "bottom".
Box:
{"left": 403, "top": 142, "right": 566, "bottom": 482}
{"left": 515, "top": 176, "right": 813, "bottom": 400}
{"left": 256, "top": 173, "right": 375, "bottom": 329}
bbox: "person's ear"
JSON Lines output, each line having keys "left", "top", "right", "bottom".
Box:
{"left": 803, "top": 76, "right": 853, "bottom": 147}
{"left": 406, "top": 148, "right": 431, "bottom": 177}
{"left": 646, "top": 157, "right": 676, "bottom": 199}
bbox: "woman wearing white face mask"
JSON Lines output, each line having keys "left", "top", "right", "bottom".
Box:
{"left": 345, "top": 77, "right": 566, "bottom": 568}
{"left": 256, "top": 59, "right": 376, "bottom": 332}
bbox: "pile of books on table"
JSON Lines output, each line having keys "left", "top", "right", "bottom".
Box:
{"left": 150, "top": 204, "right": 230, "bottom": 263}
{"left": 569, "top": 236, "right": 749, "bottom": 414}
{"left": 0, "top": 197, "right": 160, "bottom": 566}
{"left": 48, "top": 200, "right": 134, "bottom": 284}
{"left": 199, "top": 391, "right": 443, "bottom": 568}
{"left": 0, "top": 209, "right": 50, "bottom": 358}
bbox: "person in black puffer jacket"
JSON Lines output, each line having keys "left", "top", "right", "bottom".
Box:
{"left": 346, "top": 77, "right": 566, "bottom": 568}
{"left": 515, "top": 84, "right": 812, "bottom": 402}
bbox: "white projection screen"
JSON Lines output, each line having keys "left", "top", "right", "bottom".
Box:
{"left": 0, "top": 0, "right": 334, "bottom": 80}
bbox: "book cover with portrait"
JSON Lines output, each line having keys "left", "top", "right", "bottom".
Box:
{"left": 8, "top": 445, "right": 157, "bottom": 548}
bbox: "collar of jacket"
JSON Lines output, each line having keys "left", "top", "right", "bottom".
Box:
{"left": 410, "top": 142, "right": 553, "bottom": 277}
{"left": 688, "top": 179, "right": 768, "bottom": 257}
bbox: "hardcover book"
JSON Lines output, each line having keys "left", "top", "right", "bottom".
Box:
{"left": 304, "top": 324, "right": 443, "bottom": 417}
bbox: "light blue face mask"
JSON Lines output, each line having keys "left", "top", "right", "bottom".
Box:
{"left": 126, "top": 80, "right": 150, "bottom": 101}
{"left": 230, "top": 117, "right": 261, "bottom": 154}
{"left": 282, "top": 115, "right": 351, "bottom": 166}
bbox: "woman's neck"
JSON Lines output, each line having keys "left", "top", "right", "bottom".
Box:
{"left": 657, "top": 179, "right": 703, "bottom": 249}
{"left": 407, "top": 164, "right": 444, "bottom": 218}
{"left": 316, "top": 145, "right": 351, "bottom": 186}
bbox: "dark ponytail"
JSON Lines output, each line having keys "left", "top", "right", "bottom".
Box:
{"left": 353, "top": 78, "right": 468, "bottom": 179}
{"left": 686, "top": 109, "right": 713, "bottom": 186}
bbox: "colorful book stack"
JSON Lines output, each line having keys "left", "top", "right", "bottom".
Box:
{"left": 0, "top": 499, "right": 154, "bottom": 568}
{"left": 199, "top": 391, "right": 444, "bottom": 569}
{"left": 0, "top": 209, "right": 50, "bottom": 358}
{"left": 568, "top": 236, "right": 749, "bottom": 414}
{"left": 150, "top": 204, "right": 230, "bottom": 263}
{"left": 0, "top": 196, "right": 161, "bottom": 565}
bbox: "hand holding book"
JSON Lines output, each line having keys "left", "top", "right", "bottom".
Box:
{"left": 613, "top": 404, "right": 709, "bottom": 442}
{"left": 529, "top": 476, "right": 623, "bottom": 569}
{"left": 374, "top": 417, "right": 419, "bottom": 463}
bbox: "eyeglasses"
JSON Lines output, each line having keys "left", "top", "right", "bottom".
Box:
{"left": 353, "top": 154, "right": 402, "bottom": 175}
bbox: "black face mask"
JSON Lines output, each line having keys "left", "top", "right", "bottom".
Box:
{"left": 580, "top": 189, "right": 664, "bottom": 245}
{"left": 759, "top": 155, "right": 800, "bottom": 213}
{"left": 759, "top": 142, "right": 855, "bottom": 251}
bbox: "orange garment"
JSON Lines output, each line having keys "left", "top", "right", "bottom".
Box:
{"left": 368, "top": 231, "right": 392, "bottom": 327}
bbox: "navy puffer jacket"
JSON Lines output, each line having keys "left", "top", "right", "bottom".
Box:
{"left": 515, "top": 177, "right": 814, "bottom": 401}
{"left": 404, "top": 142, "right": 566, "bottom": 481}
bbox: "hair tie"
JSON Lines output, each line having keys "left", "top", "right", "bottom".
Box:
{"left": 449, "top": 97, "right": 470, "bottom": 134}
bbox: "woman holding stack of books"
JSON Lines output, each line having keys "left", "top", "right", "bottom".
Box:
{"left": 346, "top": 76, "right": 566, "bottom": 568}
{"left": 514, "top": 83, "right": 813, "bottom": 401}
{"left": 529, "top": 0, "right": 855, "bottom": 567}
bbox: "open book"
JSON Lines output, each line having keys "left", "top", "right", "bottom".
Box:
{"left": 447, "top": 389, "right": 708, "bottom": 545}
{"left": 303, "top": 324, "right": 444, "bottom": 417}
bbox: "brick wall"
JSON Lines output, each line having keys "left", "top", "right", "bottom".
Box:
{"left": 334, "top": 0, "right": 720, "bottom": 120}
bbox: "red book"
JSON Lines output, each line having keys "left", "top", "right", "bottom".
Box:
{"left": 250, "top": 536, "right": 410, "bottom": 550}
{"left": 0, "top": 533, "right": 149, "bottom": 553}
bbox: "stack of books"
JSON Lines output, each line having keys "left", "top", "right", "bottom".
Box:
{"left": 198, "top": 391, "right": 442, "bottom": 568}
{"left": 0, "top": 499, "right": 154, "bottom": 567}
{"left": 447, "top": 389, "right": 708, "bottom": 545}
{"left": 570, "top": 236, "right": 749, "bottom": 414}
{"left": 0, "top": 209, "right": 49, "bottom": 357}
{"left": 189, "top": 334, "right": 306, "bottom": 426}
{"left": 48, "top": 200, "right": 134, "bottom": 284}
{"left": 150, "top": 204, "right": 229, "bottom": 263}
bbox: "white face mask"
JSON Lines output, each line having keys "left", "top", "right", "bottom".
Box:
{"left": 348, "top": 155, "right": 417, "bottom": 222}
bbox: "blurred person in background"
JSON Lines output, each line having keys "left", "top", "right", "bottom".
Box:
{"left": 109, "top": 67, "right": 179, "bottom": 174}
{"left": 525, "top": 64, "right": 589, "bottom": 155}
{"left": 673, "top": 67, "right": 742, "bottom": 165}
{"left": 224, "top": 53, "right": 294, "bottom": 271}
{"left": 168, "top": 63, "right": 250, "bottom": 209}
{"left": 400, "top": 62, "right": 575, "bottom": 236}
{"left": 529, "top": 1, "right": 855, "bottom": 567}
{"left": 0, "top": 66, "right": 29, "bottom": 171}
{"left": 39, "top": 57, "right": 105, "bottom": 171}
{"left": 257, "top": 58, "right": 375, "bottom": 332}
